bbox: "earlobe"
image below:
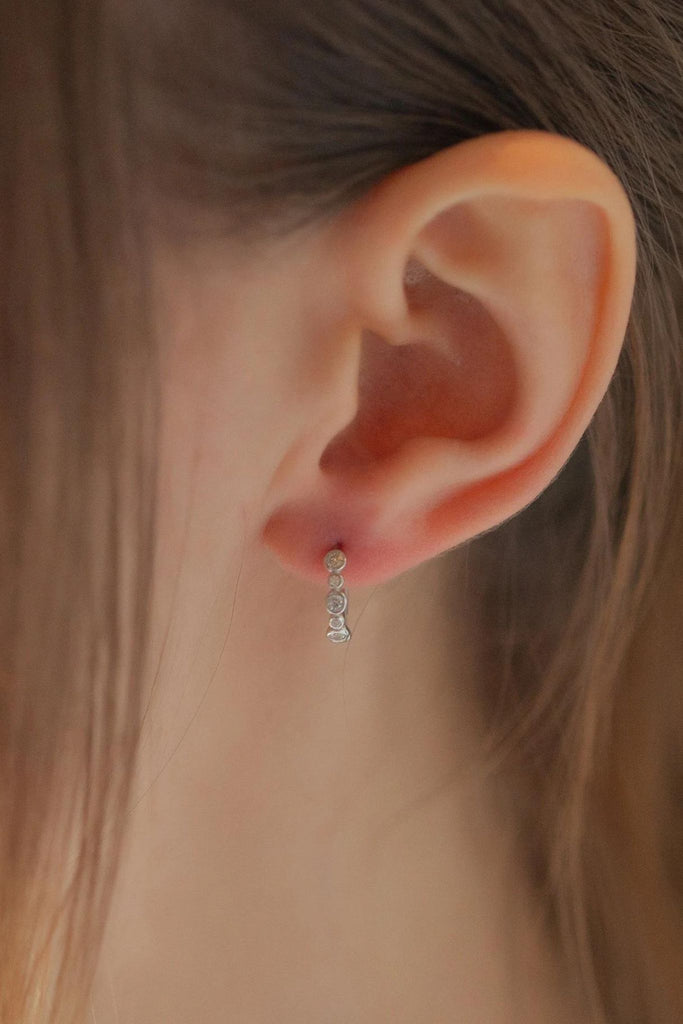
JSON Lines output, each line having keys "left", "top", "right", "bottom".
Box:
{"left": 261, "top": 130, "right": 637, "bottom": 587}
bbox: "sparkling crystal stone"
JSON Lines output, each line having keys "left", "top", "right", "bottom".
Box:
{"left": 329, "top": 615, "right": 345, "bottom": 630}
{"left": 326, "top": 627, "right": 351, "bottom": 643}
{"left": 326, "top": 590, "right": 348, "bottom": 615}
{"left": 324, "top": 549, "right": 347, "bottom": 573}
{"left": 328, "top": 573, "right": 344, "bottom": 590}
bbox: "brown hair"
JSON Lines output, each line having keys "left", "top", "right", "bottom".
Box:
{"left": 1, "top": 0, "right": 681, "bottom": 1021}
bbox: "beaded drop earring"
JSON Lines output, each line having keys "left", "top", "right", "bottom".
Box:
{"left": 323, "top": 548, "right": 351, "bottom": 643}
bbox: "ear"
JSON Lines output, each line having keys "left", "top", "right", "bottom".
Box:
{"left": 261, "top": 130, "right": 637, "bottom": 586}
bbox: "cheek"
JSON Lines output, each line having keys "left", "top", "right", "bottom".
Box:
{"left": 155, "top": 250, "right": 286, "bottom": 494}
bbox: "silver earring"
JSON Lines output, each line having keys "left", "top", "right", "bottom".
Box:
{"left": 324, "top": 548, "right": 351, "bottom": 643}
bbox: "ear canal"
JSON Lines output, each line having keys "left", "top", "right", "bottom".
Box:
{"left": 319, "top": 256, "right": 517, "bottom": 478}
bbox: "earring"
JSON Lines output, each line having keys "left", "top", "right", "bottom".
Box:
{"left": 324, "top": 548, "right": 351, "bottom": 643}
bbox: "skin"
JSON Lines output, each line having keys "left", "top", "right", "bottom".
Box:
{"left": 89, "top": 130, "right": 636, "bottom": 1022}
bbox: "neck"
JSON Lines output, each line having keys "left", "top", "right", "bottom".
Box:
{"left": 91, "top": 538, "right": 575, "bottom": 1022}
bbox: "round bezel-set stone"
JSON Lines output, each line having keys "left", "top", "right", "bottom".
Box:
{"left": 326, "top": 627, "right": 351, "bottom": 643}
{"left": 324, "top": 549, "right": 347, "bottom": 573}
{"left": 328, "top": 615, "right": 345, "bottom": 630}
{"left": 326, "top": 590, "right": 348, "bottom": 616}
{"left": 328, "top": 572, "right": 344, "bottom": 590}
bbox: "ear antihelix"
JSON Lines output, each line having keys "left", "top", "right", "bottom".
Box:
{"left": 320, "top": 253, "right": 518, "bottom": 478}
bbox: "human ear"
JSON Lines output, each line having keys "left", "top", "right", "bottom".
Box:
{"left": 261, "top": 130, "right": 637, "bottom": 586}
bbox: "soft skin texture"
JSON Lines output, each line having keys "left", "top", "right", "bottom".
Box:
{"left": 89, "top": 131, "right": 636, "bottom": 1023}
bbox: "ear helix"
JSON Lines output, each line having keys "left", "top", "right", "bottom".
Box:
{"left": 324, "top": 548, "right": 351, "bottom": 644}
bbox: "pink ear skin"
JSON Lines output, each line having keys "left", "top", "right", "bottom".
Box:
{"left": 261, "top": 131, "right": 636, "bottom": 589}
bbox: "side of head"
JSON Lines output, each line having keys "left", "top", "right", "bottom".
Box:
{"left": 1, "top": 2, "right": 681, "bottom": 1022}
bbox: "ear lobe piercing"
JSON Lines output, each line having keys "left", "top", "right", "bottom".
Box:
{"left": 324, "top": 548, "right": 351, "bottom": 643}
